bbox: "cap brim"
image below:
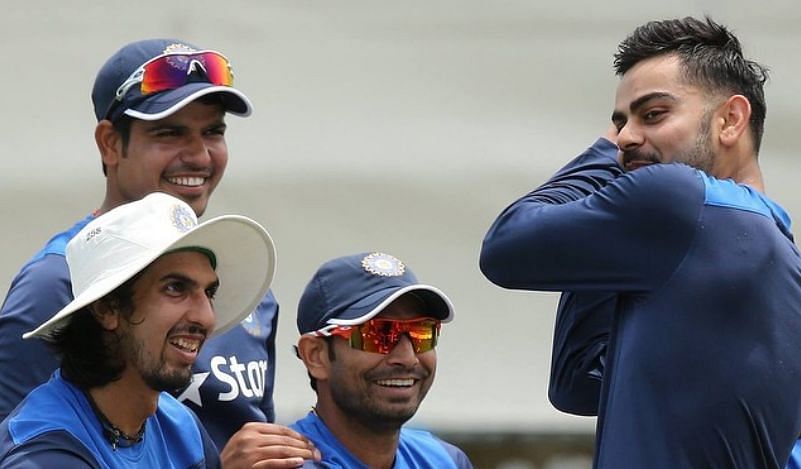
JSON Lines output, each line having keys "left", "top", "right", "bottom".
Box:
{"left": 324, "top": 284, "right": 454, "bottom": 327}
{"left": 123, "top": 82, "right": 252, "bottom": 121}
{"left": 25, "top": 215, "right": 275, "bottom": 341}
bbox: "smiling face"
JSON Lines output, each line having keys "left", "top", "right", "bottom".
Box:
{"left": 114, "top": 250, "right": 218, "bottom": 393}
{"left": 320, "top": 293, "right": 437, "bottom": 432}
{"left": 612, "top": 54, "right": 721, "bottom": 174}
{"left": 103, "top": 100, "right": 228, "bottom": 216}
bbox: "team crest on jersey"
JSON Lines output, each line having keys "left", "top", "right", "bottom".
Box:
{"left": 361, "top": 252, "right": 405, "bottom": 277}
{"left": 171, "top": 204, "right": 196, "bottom": 233}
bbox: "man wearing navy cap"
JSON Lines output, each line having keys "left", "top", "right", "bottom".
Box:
{"left": 292, "top": 252, "right": 473, "bottom": 469}
{"left": 0, "top": 39, "right": 317, "bottom": 467}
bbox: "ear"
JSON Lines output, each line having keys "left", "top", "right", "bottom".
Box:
{"left": 95, "top": 120, "right": 122, "bottom": 170}
{"left": 717, "top": 95, "right": 751, "bottom": 148}
{"left": 89, "top": 299, "right": 120, "bottom": 332}
{"left": 297, "top": 336, "right": 331, "bottom": 382}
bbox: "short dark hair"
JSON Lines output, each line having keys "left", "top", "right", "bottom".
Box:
{"left": 613, "top": 16, "right": 769, "bottom": 154}
{"left": 50, "top": 272, "right": 142, "bottom": 389}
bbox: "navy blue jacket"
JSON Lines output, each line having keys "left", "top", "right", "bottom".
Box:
{"left": 480, "top": 139, "right": 801, "bottom": 468}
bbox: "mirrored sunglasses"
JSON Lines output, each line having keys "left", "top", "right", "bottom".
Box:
{"left": 114, "top": 50, "right": 235, "bottom": 102}
{"left": 311, "top": 318, "right": 441, "bottom": 355}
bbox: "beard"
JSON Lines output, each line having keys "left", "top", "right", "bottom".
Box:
{"left": 121, "top": 332, "right": 193, "bottom": 392}
{"left": 328, "top": 367, "right": 432, "bottom": 433}
{"left": 623, "top": 109, "right": 716, "bottom": 173}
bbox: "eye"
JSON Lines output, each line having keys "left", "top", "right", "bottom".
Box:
{"left": 164, "top": 280, "right": 187, "bottom": 297}
{"left": 642, "top": 109, "right": 666, "bottom": 122}
{"left": 205, "top": 125, "right": 227, "bottom": 137}
{"left": 152, "top": 128, "right": 180, "bottom": 138}
{"left": 205, "top": 284, "right": 219, "bottom": 300}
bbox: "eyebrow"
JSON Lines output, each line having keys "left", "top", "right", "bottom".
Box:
{"left": 611, "top": 92, "right": 677, "bottom": 124}
{"left": 161, "top": 272, "right": 220, "bottom": 290}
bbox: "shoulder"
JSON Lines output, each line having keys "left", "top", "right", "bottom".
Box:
{"left": 399, "top": 428, "right": 473, "bottom": 468}
{"left": 0, "top": 429, "right": 100, "bottom": 468}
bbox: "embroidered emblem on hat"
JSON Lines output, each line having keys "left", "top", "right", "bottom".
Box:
{"left": 163, "top": 43, "right": 198, "bottom": 54}
{"left": 163, "top": 44, "right": 200, "bottom": 71}
{"left": 361, "top": 252, "right": 405, "bottom": 277}
{"left": 171, "top": 204, "right": 196, "bottom": 233}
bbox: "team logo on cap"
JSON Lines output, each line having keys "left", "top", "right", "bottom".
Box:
{"left": 361, "top": 252, "right": 405, "bottom": 277}
{"left": 171, "top": 204, "right": 197, "bottom": 233}
{"left": 163, "top": 43, "right": 198, "bottom": 54}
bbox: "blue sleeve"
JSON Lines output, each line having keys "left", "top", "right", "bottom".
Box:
{"left": 548, "top": 291, "right": 615, "bottom": 415}
{"left": 480, "top": 138, "right": 703, "bottom": 293}
{"left": 0, "top": 430, "right": 100, "bottom": 468}
{"left": 0, "top": 256, "right": 70, "bottom": 420}
{"left": 438, "top": 439, "right": 474, "bottom": 469}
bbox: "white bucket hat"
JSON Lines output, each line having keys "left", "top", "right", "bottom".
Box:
{"left": 24, "top": 192, "right": 276, "bottom": 341}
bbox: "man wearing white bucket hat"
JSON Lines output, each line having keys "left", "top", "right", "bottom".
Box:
{"left": 0, "top": 38, "right": 319, "bottom": 467}
{"left": 0, "top": 193, "right": 276, "bottom": 467}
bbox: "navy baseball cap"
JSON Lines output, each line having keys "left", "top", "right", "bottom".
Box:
{"left": 92, "top": 38, "right": 252, "bottom": 122}
{"left": 297, "top": 252, "right": 454, "bottom": 334}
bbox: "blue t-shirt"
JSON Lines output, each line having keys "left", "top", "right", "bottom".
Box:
{"left": 291, "top": 412, "right": 472, "bottom": 468}
{"left": 0, "top": 214, "right": 279, "bottom": 450}
{"left": 0, "top": 371, "right": 219, "bottom": 468}
{"left": 480, "top": 139, "right": 801, "bottom": 468}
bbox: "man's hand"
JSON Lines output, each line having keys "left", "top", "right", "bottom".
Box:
{"left": 220, "top": 422, "right": 321, "bottom": 468}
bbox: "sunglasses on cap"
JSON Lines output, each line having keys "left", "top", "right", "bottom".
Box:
{"left": 114, "top": 50, "right": 235, "bottom": 103}
{"left": 310, "top": 318, "right": 441, "bottom": 355}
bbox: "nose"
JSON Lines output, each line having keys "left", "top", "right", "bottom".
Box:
{"left": 616, "top": 122, "right": 644, "bottom": 151}
{"left": 187, "top": 291, "right": 216, "bottom": 334}
{"left": 180, "top": 134, "right": 212, "bottom": 167}
{"left": 386, "top": 335, "right": 420, "bottom": 367}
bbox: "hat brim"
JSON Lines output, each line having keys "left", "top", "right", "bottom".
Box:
{"left": 123, "top": 82, "right": 252, "bottom": 121}
{"left": 24, "top": 215, "right": 275, "bottom": 341}
{"left": 324, "top": 284, "right": 454, "bottom": 327}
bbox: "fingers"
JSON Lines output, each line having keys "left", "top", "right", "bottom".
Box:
{"left": 603, "top": 123, "right": 619, "bottom": 145}
{"left": 220, "top": 423, "right": 321, "bottom": 469}
{"left": 251, "top": 457, "right": 306, "bottom": 468}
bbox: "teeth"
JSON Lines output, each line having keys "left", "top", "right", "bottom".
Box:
{"left": 167, "top": 176, "right": 205, "bottom": 187}
{"left": 170, "top": 337, "right": 200, "bottom": 353}
{"left": 376, "top": 379, "right": 414, "bottom": 387}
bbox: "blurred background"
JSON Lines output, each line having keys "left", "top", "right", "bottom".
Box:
{"left": 2, "top": 2, "right": 800, "bottom": 467}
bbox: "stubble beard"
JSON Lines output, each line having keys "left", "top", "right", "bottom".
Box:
{"left": 329, "top": 375, "right": 428, "bottom": 433}
{"left": 123, "top": 333, "right": 194, "bottom": 392}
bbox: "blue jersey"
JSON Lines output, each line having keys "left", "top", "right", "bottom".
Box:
{"left": 480, "top": 139, "right": 801, "bottom": 468}
{"left": 291, "top": 412, "right": 472, "bottom": 469}
{"left": 0, "top": 214, "right": 279, "bottom": 451}
{"left": 0, "top": 371, "right": 219, "bottom": 468}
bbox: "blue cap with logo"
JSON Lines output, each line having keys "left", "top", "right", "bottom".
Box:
{"left": 92, "top": 38, "right": 252, "bottom": 122}
{"left": 297, "top": 252, "right": 455, "bottom": 334}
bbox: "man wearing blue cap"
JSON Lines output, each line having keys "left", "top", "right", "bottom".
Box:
{"left": 0, "top": 39, "right": 317, "bottom": 466}
{"left": 292, "top": 252, "right": 473, "bottom": 469}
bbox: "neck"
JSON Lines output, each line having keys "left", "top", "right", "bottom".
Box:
{"left": 713, "top": 146, "right": 765, "bottom": 192}
{"left": 315, "top": 402, "right": 401, "bottom": 469}
{"left": 88, "top": 378, "right": 159, "bottom": 438}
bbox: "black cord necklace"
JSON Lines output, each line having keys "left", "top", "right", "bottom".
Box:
{"left": 84, "top": 391, "right": 146, "bottom": 450}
